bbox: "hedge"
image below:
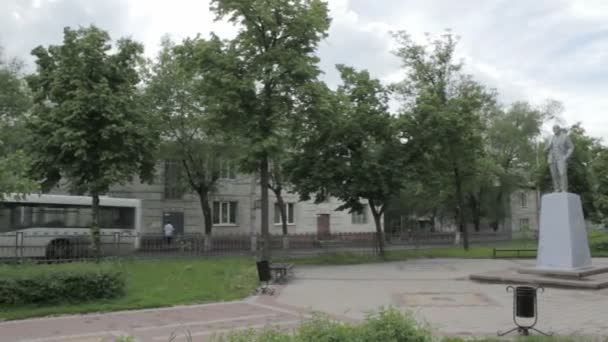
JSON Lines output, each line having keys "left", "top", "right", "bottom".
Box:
{"left": 0, "top": 270, "right": 125, "bottom": 305}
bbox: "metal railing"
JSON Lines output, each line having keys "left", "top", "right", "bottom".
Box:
{"left": 0, "top": 229, "right": 513, "bottom": 263}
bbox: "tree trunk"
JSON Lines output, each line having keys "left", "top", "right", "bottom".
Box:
{"left": 277, "top": 192, "right": 288, "bottom": 236}
{"left": 453, "top": 167, "right": 469, "bottom": 250}
{"left": 492, "top": 191, "right": 504, "bottom": 232}
{"left": 260, "top": 153, "right": 270, "bottom": 260}
{"left": 91, "top": 193, "right": 101, "bottom": 261}
{"left": 369, "top": 200, "right": 385, "bottom": 257}
{"left": 198, "top": 188, "right": 213, "bottom": 236}
{"left": 468, "top": 193, "right": 481, "bottom": 232}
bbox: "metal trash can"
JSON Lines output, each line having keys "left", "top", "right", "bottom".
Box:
{"left": 515, "top": 286, "right": 536, "bottom": 318}
{"left": 256, "top": 260, "right": 271, "bottom": 282}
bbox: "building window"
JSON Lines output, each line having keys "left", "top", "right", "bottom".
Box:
{"left": 274, "top": 202, "right": 295, "bottom": 225}
{"left": 164, "top": 159, "right": 184, "bottom": 199}
{"left": 352, "top": 206, "right": 368, "bottom": 224}
{"left": 219, "top": 160, "right": 237, "bottom": 180}
{"left": 213, "top": 201, "right": 238, "bottom": 225}
{"left": 519, "top": 218, "right": 530, "bottom": 230}
{"left": 519, "top": 192, "right": 528, "bottom": 208}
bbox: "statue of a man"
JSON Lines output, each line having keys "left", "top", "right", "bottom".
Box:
{"left": 545, "top": 125, "right": 574, "bottom": 192}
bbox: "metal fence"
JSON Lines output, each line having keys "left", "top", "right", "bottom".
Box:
{"left": 0, "top": 230, "right": 512, "bottom": 263}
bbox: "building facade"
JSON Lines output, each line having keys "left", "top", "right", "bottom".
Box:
{"left": 93, "top": 161, "right": 378, "bottom": 236}
{"left": 510, "top": 189, "right": 540, "bottom": 232}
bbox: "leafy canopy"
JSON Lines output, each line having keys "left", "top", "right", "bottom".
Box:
{"left": 26, "top": 26, "right": 157, "bottom": 195}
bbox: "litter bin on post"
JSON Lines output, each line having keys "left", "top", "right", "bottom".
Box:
{"left": 498, "top": 285, "right": 551, "bottom": 337}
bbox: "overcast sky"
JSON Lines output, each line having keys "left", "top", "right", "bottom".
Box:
{"left": 2, "top": 0, "right": 608, "bottom": 140}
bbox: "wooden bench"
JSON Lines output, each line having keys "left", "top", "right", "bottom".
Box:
{"left": 270, "top": 263, "right": 294, "bottom": 283}
{"left": 492, "top": 248, "right": 537, "bottom": 258}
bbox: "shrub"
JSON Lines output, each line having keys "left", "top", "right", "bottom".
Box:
{"left": 588, "top": 229, "right": 608, "bottom": 252}
{"left": 358, "top": 307, "right": 431, "bottom": 342}
{"left": 0, "top": 269, "right": 125, "bottom": 305}
{"left": 212, "top": 307, "right": 431, "bottom": 342}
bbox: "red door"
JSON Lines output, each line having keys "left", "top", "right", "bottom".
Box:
{"left": 317, "top": 214, "right": 330, "bottom": 239}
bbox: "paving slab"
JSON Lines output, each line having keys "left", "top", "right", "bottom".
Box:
{"left": 275, "top": 258, "right": 608, "bottom": 338}
{"left": 3, "top": 258, "right": 608, "bottom": 340}
{"left": 0, "top": 299, "right": 307, "bottom": 342}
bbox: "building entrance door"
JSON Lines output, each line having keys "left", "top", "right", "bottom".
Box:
{"left": 316, "top": 214, "right": 330, "bottom": 238}
{"left": 162, "top": 212, "right": 184, "bottom": 234}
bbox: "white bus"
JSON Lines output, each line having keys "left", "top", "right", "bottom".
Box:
{"left": 0, "top": 194, "right": 142, "bottom": 259}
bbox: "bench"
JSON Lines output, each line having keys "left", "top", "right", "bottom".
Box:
{"left": 270, "top": 263, "right": 294, "bottom": 283}
{"left": 492, "top": 248, "right": 537, "bottom": 258}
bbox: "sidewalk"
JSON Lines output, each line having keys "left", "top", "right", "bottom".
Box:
{"left": 0, "top": 292, "right": 307, "bottom": 342}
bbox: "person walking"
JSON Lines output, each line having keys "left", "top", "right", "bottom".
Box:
{"left": 164, "top": 220, "right": 175, "bottom": 245}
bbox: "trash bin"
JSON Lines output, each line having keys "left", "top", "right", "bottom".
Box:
{"left": 515, "top": 286, "right": 536, "bottom": 318}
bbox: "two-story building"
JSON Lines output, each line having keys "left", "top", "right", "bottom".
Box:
{"left": 510, "top": 189, "right": 540, "bottom": 232}
{"left": 75, "top": 160, "right": 379, "bottom": 236}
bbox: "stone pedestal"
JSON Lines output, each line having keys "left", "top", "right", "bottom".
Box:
{"left": 536, "top": 192, "right": 591, "bottom": 270}
{"left": 470, "top": 193, "right": 608, "bottom": 289}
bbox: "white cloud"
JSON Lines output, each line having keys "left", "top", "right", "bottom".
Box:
{"left": 1, "top": 0, "right": 607, "bottom": 140}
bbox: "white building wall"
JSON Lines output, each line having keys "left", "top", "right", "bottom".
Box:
{"left": 510, "top": 189, "right": 540, "bottom": 232}
{"left": 97, "top": 162, "right": 378, "bottom": 235}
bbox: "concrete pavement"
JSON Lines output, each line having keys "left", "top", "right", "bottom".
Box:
{"left": 3, "top": 258, "right": 608, "bottom": 341}
{"left": 276, "top": 258, "right": 608, "bottom": 338}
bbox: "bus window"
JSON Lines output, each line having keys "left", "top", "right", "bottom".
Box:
{"left": 0, "top": 203, "right": 135, "bottom": 230}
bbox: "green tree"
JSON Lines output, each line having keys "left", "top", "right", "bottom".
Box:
{"left": 472, "top": 101, "right": 550, "bottom": 231}
{"left": 0, "top": 48, "right": 38, "bottom": 198}
{"left": 287, "top": 65, "right": 412, "bottom": 255}
{"left": 26, "top": 26, "right": 158, "bottom": 258}
{"left": 197, "top": 0, "right": 331, "bottom": 259}
{"left": 393, "top": 31, "right": 492, "bottom": 250}
{"left": 591, "top": 144, "right": 608, "bottom": 225}
{"left": 146, "top": 38, "right": 239, "bottom": 237}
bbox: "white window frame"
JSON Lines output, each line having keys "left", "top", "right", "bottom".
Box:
{"left": 213, "top": 201, "right": 238, "bottom": 225}
{"left": 519, "top": 192, "right": 528, "bottom": 208}
{"left": 352, "top": 206, "right": 368, "bottom": 224}
{"left": 219, "top": 160, "right": 237, "bottom": 180}
{"left": 274, "top": 202, "right": 295, "bottom": 225}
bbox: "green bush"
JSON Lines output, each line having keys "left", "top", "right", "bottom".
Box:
{"left": 0, "top": 269, "right": 125, "bottom": 305}
{"left": 212, "top": 307, "right": 431, "bottom": 342}
{"left": 588, "top": 229, "right": 608, "bottom": 251}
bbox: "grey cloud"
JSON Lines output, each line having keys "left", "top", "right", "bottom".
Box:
{"left": 318, "top": 23, "right": 400, "bottom": 88}
{"left": 0, "top": 0, "right": 131, "bottom": 69}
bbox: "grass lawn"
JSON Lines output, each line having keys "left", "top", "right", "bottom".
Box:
{"left": 279, "top": 238, "right": 608, "bottom": 266}
{"left": 0, "top": 257, "right": 258, "bottom": 321}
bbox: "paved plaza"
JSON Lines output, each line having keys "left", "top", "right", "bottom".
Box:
{"left": 2, "top": 258, "right": 608, "bottom": 341}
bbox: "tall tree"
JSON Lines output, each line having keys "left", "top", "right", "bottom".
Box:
{"left": 287, "top": 65, "right": 413, "bottom": 255}
{"left": 0, "top": 48, "right": 38, "bottom": 198}
{"left": 471, "top": 102, "right": 550, "bottom": 231}
{"left": 394, "top": 31, "right": 492, "bottom": 250}
{"left": 200, "top": 0, "right": 331, "bottom": 259}
{"left": 146, "top": 38, "right": 238, "bottom": 237}
{"left": 26, "top": 26, "right": 158, "bottom": 257}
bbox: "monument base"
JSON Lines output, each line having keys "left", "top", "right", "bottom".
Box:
{"left": 470, "top": 268, "right": 608, "bottom": 289}
{"left": 536, "top": 192, "right": 591, "bottom": 270}
{"left": 517, "top": 266, "right": 608, "bottom": 279}
{"left": 470, "top": 192, "right": 606, "bottom": 289}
